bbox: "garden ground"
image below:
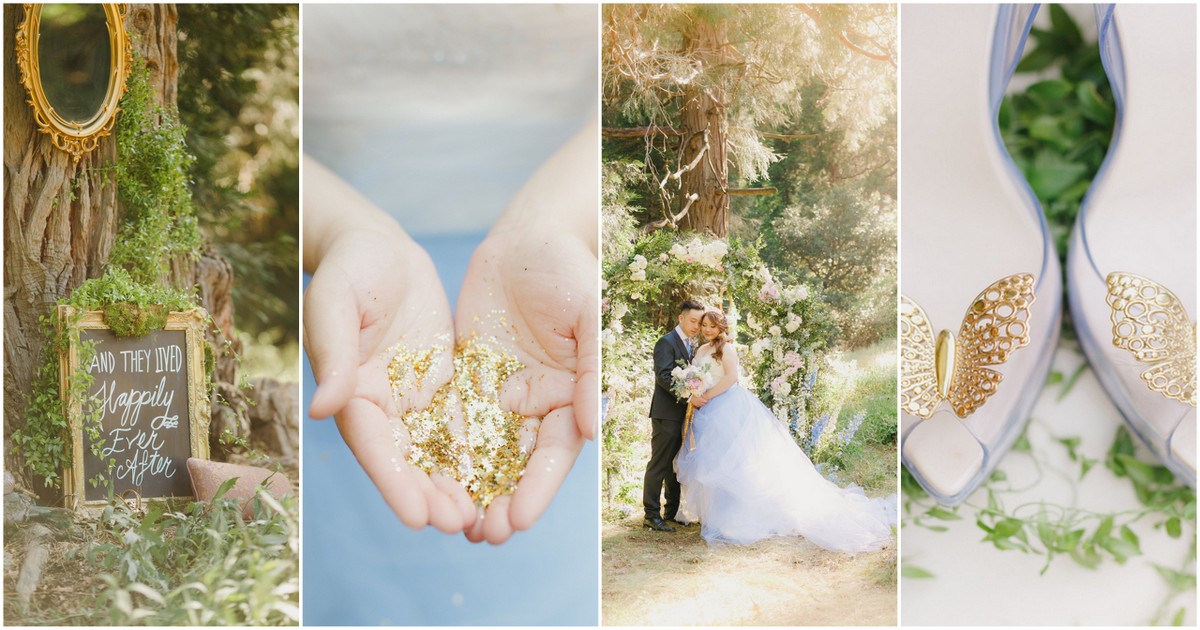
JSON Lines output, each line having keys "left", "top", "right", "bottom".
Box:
{"left": 602, "top": 511, "right": 896, "bottom": 626}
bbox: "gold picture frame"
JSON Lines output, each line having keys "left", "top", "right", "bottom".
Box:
{"left": 15, "top": 4, "right": 133, "bottom": 162}
{"left": 60, "top": 307, "right": 211, "bottom": 509}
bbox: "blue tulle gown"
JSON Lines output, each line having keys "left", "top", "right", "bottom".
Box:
{"left": 674, "top": 352, "right": 897, "bottom": 551}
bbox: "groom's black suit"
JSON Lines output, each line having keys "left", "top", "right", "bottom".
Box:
{"left": 643, "top": 327, "right": 693, "bottom": 521}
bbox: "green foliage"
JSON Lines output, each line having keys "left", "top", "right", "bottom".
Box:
{"left": 801, "top": 342, "right": 897, "bottom": 483}
{"left": 604, "top": 5, "right": 897, "bottom": 350}
{"left": 11, "top": 309, "right": 98, "bottom": 489}
{"left": 82, "top": 487, "right": 299, "bottom": 625}
{"left": 177, "top": 5, "right": 299, "bottom": 344}
{"left": 601, "top": 160, "right": 650, "bottom": 266}
{"left": 903, "top": 425, "right": 1195, "bottom": 577}
{"left": 68, "top": 267, "right": 196, "bottom": 338}
{"left": 112, "top": 55, "right": 203, "bottom": 286}
{"left": 834, "top": 351, "right": 899, "bottom": 446}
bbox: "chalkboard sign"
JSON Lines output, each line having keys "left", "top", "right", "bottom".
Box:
{"left": 60, "top": 308, "right": 211, "bottom": 508}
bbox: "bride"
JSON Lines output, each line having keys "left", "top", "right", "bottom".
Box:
{"left": 674, "top": 309, "right": 897, "bottom": 551}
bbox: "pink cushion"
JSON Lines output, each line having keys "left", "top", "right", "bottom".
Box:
{"left": 186, "top": 458, "right": 294, "bottom": 519}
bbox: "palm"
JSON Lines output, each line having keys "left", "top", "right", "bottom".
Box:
{"left": 454, "top": 228, "right": 598, "bottom": 543}
{"left": 305, "top": 227, "right": 475, "bottom": 533}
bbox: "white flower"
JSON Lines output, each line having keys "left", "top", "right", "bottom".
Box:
{"left": 768, "top": 325, "right": 782, "bottom": 337}
{"left": 659, "top": 253, "right": 669, "bottom": 262}
{"left": 611, "top": 321, "right": 624, "bottom": 334}
{"left": 746, "top": 312, "right": 762, "bottom": 331}
{"left": 602, "top": 329, "right": 615, "bottom": 346}
{"left": 750, "top": 339, "right": 769, "bottom": 356}
{"left": 776, "top": 382, "right": 792, "bottom": 397}
{"left": 671, "top": 366, "right": 685, "bottom": 379}
{"left": 630, "top": 292, "right": 642, "bottom": 301}
{"left": 784, "top": 313, "right": 801, "bottom": 333}
{"left": 670, "top": 237, "right": 727, "bottom": 269}
{"left": 797, "top": 285, "right": 809, "bottom": 301}
{"left": 629, "top": 255, "right": 648, "bottom": 271}
{"left": 631, "top": 270, "right": 646, "bottom": 282}
{"left": 613, "top": 302, "right": 629, "bottom": 320}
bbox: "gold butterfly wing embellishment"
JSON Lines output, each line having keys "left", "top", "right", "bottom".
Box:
{"left": 1105, "top": 272, "right": 1197, "bottom": 407}
{"left": 901, "top": 273, "right": 1036, "bottom": 419}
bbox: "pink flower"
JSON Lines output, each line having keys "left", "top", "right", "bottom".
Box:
{"left": 784, "top": 351, "right": 802, "bottom": 368}
{"left": 758, "top": 283, "right": 779, "bottom": 302}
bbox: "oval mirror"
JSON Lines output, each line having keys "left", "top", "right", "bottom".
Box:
{"left": 17, "top": 4, "right": 131, "bottom": 162}
{"left": 38, "top": 4, "right": 112, "bottom": 124}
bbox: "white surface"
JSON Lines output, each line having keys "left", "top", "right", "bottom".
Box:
{"left": 1069, "top": 4, "right": 1197, "bottom": 477}
{"left": 901, "top": 346, "right": 1197, "bottom": 626}
{"left": 303, "top": 4, "right": 598, "bottom": 236}
{"left": 901, "top": 4, "right": 1060, "bottom": 501}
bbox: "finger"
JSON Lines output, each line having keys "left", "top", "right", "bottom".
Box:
{"left": 463, "top": 507, "right": 486, "bottom": 543}
{"left": 305, "top": 266, "right": 361, "bottom": 419}
{"left": 483, "top": 495, "right": 515, "bottom": 545}
{"left": 425, "top": 482, "right": 467, "bottom": 534}
{"left": 498, "top": 363, "right": 574, "bottom": 418}
{"left": 431, "top": 472, "right": 477, "bottom": 531}
{"left": 573, "top": 286, "right": 599, "bottom": 441}
{"left": 509, "top": 406, "right": 585, "bottom": 531}
{"left": 335, "top": 398, "right": 428, "bottom": 530}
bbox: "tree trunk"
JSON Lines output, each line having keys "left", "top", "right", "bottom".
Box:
{"left": 677, "top": 17, "right": 730, "bottom": 238}
{"left": 3, "top": 6, "right": 124, "bottom": 476}
{"left": 3, "top": 5, "right": 244, "bottom": 489}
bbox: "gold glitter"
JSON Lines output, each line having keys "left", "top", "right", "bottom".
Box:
{"left": 387, "top": 332, "right": 536, "bottom": 508}
{"left": 385, "top": 344, "right": 447, "bottom": 402}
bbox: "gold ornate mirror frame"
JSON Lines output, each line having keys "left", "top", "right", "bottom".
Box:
{"left": 15, "top": 4, "right": 132, "bottom": 162}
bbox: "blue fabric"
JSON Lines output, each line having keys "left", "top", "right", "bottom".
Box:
{"left": 302, "top": 232, "right": 599, "bottom": 626}
{"left": 676, "top": 380, "right": 896, "bottom": 551}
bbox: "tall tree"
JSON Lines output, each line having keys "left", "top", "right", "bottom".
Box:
{"left": 603, "top": 4, "right": 895, "bottom": 237}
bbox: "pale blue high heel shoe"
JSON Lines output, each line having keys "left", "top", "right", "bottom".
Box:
{"left": 900, "top": 4, "right": 1062, "bottom": 506}
{"left": 1067, "top": 4, "right": 1196, "bottom": 487}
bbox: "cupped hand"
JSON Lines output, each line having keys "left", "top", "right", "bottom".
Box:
{"left": 453, "top": 226, "right": 598, "bottom": 544}
{"left": 304, "top": 219, "right": 476, "bottom": 534}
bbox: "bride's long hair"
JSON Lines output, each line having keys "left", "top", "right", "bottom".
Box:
{"left": 701, "top": 310, "right": 730, "bottom": 361}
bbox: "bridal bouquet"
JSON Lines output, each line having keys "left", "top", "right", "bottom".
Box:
{"left": 671, "top": 362, "right": 713, "bottom": 451}
{"left": 670, "top": 362, "right": 713, "bottom": 402}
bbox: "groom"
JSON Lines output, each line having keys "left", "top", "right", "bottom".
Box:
{"left": 643, "top": 299, "right": 707, "bottom": 532}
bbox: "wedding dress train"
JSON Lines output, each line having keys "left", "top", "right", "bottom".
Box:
{"left": 674, "top": 353, "right": 897, "bottom": 551}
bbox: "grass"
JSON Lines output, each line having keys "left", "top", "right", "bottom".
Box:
{"left": 841, "top": 443, "right": 898, "bottom": 498}
{"left": 4, "top": 485, "right": 298, "bottom": 626}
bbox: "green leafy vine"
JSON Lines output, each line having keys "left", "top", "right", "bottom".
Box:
{"left": 13, "top": 51, "right": 204, "bottom": 490}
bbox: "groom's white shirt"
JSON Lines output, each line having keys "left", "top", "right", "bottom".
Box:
{"left": 674, "top": 326, "right": 692, "bottom": 356}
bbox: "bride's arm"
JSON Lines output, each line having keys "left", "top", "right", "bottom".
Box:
{"left": 696, "top": 346, "right": 741, "bottom": 402}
